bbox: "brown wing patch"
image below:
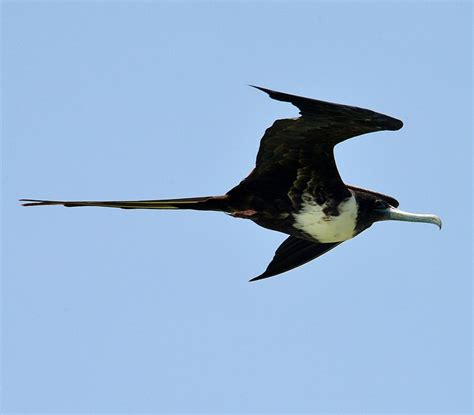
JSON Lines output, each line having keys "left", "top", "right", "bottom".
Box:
{"left": 346, "top": 185, "right": 400, "bottom": 207}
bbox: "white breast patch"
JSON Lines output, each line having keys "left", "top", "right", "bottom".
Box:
{"left": 293, "top": 192, "right": 358, "bottom": 243}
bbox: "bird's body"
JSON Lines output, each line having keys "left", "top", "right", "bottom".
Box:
{"left": 22, "top": 86, "right": 441, "bottom": 281}
{"left": 293, "top": 191, "right": 358, "bottom": 243}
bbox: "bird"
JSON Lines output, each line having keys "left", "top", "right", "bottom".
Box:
{"left": 21, "top": 86, "right": 442, "bottom": 281}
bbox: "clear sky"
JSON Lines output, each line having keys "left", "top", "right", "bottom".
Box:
{"left": 2, "top": 1, "right": 472, "bottom": 414}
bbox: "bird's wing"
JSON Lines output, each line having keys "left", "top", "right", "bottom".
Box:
{"left": 228, "top": 86, "right": 403, "bottom": 208}
{"left": 250, "top": 236, "right": 342, "bottom": 281}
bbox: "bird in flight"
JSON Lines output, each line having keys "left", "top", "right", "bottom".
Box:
{"left": 21, "top": 86, "right": 441, "bottom": 281}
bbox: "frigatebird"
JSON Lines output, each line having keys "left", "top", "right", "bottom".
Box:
{"left": 21, "top": 86, "right": 441, "bottom": 281}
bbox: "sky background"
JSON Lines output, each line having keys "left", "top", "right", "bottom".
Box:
{"left": 2, "top": 1, "right": 472, "bottom": 414}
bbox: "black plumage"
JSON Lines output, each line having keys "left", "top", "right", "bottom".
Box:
{"left": 21, "top": 86, "right": 441, "bottom": 281}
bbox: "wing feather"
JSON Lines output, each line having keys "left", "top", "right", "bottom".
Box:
{"left": 250, "top": 236, "right": 342, "bottom": 282}
{"left": 228, "top": 87, "right": 403, "bottom": 217}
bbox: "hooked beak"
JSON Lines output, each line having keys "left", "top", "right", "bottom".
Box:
{"left": 378, "top": 207, "right": 442, "bottom": 229}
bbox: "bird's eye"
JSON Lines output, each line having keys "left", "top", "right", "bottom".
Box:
{"left": 375, "top": 200, "right": 388, "bottom": 209}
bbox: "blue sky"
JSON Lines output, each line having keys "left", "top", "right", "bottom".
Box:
{"left": 2, "top": 1, "right": 472, "bottom": 414}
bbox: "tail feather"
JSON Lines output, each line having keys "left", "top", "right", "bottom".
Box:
{"left": 20, "top": 195, "right": 230, "bottom": 212}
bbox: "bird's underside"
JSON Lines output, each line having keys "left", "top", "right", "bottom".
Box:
{"left": 22, "top": 86, "right": 442, "bottom": 281}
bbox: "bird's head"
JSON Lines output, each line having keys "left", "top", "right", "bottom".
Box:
{"left": 354, "top": 190, "right": 442, "bottom": 232}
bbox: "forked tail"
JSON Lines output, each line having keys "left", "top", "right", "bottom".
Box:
{"left": 20, "top": 195, "right": 230, "bottom": 212}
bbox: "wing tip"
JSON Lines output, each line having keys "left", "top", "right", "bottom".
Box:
{"left": 248, "top": 273, "right": 268, "bottom": 282}
{"left": 250, "top": 85, "right": 404, "bottom": 131}
{"left": 248, "top": 268, "right": 280, "bottom": 282}
{"left": 386, "top": 117, "right": 404, "bottom": 131}
{"left": 248, "top": 84, "right": 272, "bottom": 95}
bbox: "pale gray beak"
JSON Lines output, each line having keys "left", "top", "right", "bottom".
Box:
{"left": 379, "top": 207, "right": 442, "bottom": 229}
